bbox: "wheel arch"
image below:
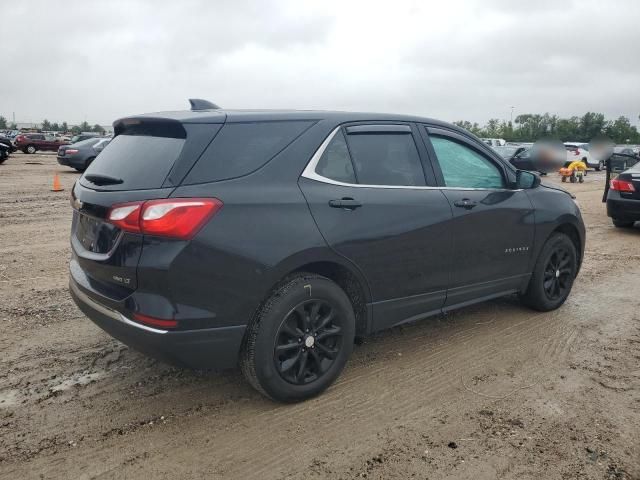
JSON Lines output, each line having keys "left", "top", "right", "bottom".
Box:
{"left": 550, "top": 222, "right": 583, "bottom": 273}
{"left": 259, "top": 250, "right": 372, "bottom": 337}
{"left": 289, "top": 260, "right": 370, "bottom": 336}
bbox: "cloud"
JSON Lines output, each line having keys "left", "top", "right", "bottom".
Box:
{"left": 0, "top": 0, "right": 638, "bottom": 126}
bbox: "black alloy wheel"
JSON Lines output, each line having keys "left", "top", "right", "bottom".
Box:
{"left": 542, "top": 246, "right": 573, "bottom": 301}
{"left": 274, "top": 299, "right": 343, "bottom": 385}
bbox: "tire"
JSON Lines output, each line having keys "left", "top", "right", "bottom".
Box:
{"left": 596, "top": 160, "right": 604, "bottom": 171}
{"left": 570, "top": 175, "right": 576, "bottom": 183}
{"left": 240, "top": 273, "right": 355, "bottom": 402}
{"left": 612, "top": 219, "right": 635, "bottom": 228}
{"left": 561, "top": 176, "right": 567, "bottom": 182}
{"left": 520, "top": 233, "right": 577, "bottom": 312}
{"left": 579, "top": 176, "right": 584, "bottom": 183}
{"left": 26, "top": 145, "right": 36, "bottom": 154}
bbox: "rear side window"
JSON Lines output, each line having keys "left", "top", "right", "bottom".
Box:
{"left": 82, "top": 134, "right": 185, "bottom": 190}
{"left": 345, "top": 132, "right": 425, "bottom": 186}
{"left": 184, "top": 121, "right": 313, "bottom": 184}
{"left": 315, "top": 130, "right": 356, "bottom": 183}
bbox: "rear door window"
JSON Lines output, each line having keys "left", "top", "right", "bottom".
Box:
{"left": 345, "top": 130, "right": 426, "bottom": 186}
{"left": 184, "top": 121, "right": 313, "bottom": 184}
{"left": 314, "top": 130, "right": 356, "bottom": 183}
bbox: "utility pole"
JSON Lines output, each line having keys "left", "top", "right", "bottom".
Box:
{"left": 510, "top": 106, "right": 514, "bottom": 124}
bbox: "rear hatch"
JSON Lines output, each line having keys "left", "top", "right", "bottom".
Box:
{"left": 71, "top": 116, "right": 223, "bottom": 300}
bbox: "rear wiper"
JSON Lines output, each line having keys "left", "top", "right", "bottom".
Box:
{"left": 84, "top": 174, "right": 123, "bottom": 186}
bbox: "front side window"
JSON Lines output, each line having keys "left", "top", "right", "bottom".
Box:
{"left": 430, "top": 136, "right": 505, "bottom": 189}
{"left": 315, "top": 130, "right": 356, "bottom": 183}
{"left": 345, "top": 132, "right": 425, "bottom": 186}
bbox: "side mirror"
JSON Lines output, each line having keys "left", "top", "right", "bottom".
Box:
{"left": 516, "top": 170, "right": 540, "bottom": 189}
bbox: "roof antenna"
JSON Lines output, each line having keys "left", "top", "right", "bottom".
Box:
{"left": 189, "top": 98, "right": 221, "bottom": 111}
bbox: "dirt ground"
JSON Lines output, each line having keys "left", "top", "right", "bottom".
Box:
{"left": 0, "top": 152, "right": 638, "bottom": 480}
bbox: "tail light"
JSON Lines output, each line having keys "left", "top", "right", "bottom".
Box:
{"left": 65, "top": 149, "right": 79, "bottom": 155}
{"left": 610, "top": 179, "right": 636, "bottom": 192}
{"left": 16, "top": 135, "right": 24, "bottom": 142}
{"left": 107, "top": 198, "right": 223, "bottom": 239}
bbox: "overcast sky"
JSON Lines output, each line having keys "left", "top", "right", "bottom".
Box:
{"left": 2, "top": 0, "right": 639, "bottom": 126}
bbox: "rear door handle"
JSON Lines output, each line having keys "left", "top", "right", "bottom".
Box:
{"left": 329, "top": 198, "right": 362, "bottom": 210}
{"left": 453, "top": 198, "right": 478, "bottom": 210}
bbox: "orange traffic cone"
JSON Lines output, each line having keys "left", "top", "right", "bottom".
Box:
{"left": 51, "top": 173, "right": 64, "bottom": 192}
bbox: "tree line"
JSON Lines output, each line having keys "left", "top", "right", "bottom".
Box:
{"left": 0, "top": 116, "right": 106, "bottom": 134}
{"left": 455, "top": 112, "right": 640, "bottom": 144}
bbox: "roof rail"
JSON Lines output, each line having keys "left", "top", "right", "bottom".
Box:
{"left": 189, "top": 98, "right": 221, "bottom": 111}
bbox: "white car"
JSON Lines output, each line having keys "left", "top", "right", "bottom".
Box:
{"left": 564, "top": 142, "right": 603, "bottom": 171}
{"left": 481, "top": 138, "right": 506, "bottom": 147}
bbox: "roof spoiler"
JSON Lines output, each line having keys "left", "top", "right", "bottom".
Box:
{"left": 189, "top": 98, "right": 221, "bottom": 111}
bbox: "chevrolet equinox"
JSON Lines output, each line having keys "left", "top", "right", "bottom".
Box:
{"left": 69, "top": 100, "right": 585, "bottom": 402}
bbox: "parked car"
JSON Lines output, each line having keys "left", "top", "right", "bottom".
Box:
{"left": 606, "top": 160, "right": 640, "bottom": 228}
{"left": 57, "top": 138, "right": 111, "bottom": 171}
{"left": 481, "top": 138, "right": 506, "bottom": 147}
{"left": 70, "top": 132, "right": 102, "bottom": 144}
{"left": 0, "top": 135, "right": 16, "bottom": 153}
{"left": 14, "top": 133, "right": 69, "bottom": 153}
{"left": 564, "top": 142, "right": 602, "bottom": 171}
{"left": 492, "top": 145, "right": 549, "bottom": 175}
{"left": 0, "top": 143, "right": 9, "bottom": 164}
{"left": 492, "top": 145, "right": 527, "bottom": 164}
{"left": 69, "top": 103, "right": 585, "bottom": 402}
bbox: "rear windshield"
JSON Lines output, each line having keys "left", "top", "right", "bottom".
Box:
{"left": 183, "top": 121, "right": 313, "bottom": 184}
{"left": 73, "top": 138, "right": 100, "bottom": 148}
{"left": 81, "top": 134, "right": 185, "bottom": 190}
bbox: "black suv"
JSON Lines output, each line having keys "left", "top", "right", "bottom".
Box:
{"left": 69, "top": 102, "right": 585, "bottom": 402}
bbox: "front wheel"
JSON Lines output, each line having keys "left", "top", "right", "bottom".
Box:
{"left": 241, "top": 273, "right": 355, "bottom": 402}
{"left": 520, "top": 233, "right": 577, "bottom": 312}
{"left": 26, "top": 145, "right": 36, "bottom": 154}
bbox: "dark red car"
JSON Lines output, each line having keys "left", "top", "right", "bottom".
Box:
{"left": 15, "top": 133, "right": 69, "bottom": 154}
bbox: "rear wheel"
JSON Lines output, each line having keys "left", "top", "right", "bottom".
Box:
{"left": 26, "top": 145, "right": 36, "bottom": 154}
{"left": 612, "top": 219, "right": 635, "bottom": 228}
{"left": 520, "top": 233, "right": 577, "bottom": 312}
{"left": 241, "top": 273, "right": 355, "bottom": 402}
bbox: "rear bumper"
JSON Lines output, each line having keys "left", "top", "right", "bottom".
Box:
{"left": 70, "top": 277, "right": 246, "bottom": 370}
{"left": 57, "top": 156, "right": 84, "bottom": 168}
{"left": 607, "top": 193, "right": 640, "bottom": 221}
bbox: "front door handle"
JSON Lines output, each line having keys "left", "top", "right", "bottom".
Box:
{"left": 329, "top": 198, "right": 362, "bottom": 210}
{"left": 453, "top": 198, "right": 478, "bottom": 210}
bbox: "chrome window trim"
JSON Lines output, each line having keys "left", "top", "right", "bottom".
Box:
{"left": 300, "top": 126, "right": 522, "bottom": 192}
